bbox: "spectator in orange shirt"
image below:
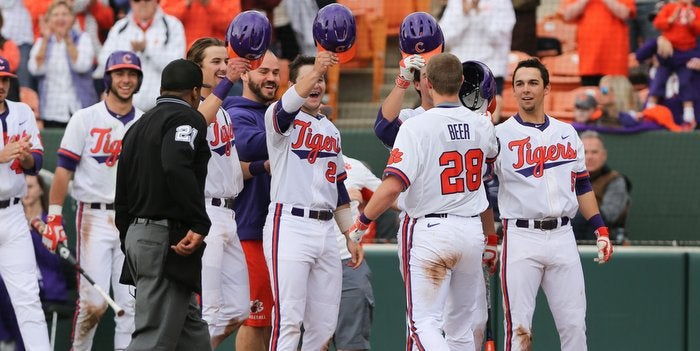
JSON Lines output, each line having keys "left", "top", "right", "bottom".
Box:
{"left": 562, "top": 0, "right": 636, "bottom": 86}
{"left": 0, "top": 10, "right": 21, "bottom": 101}
{"left": 161, "top": 0, "right": 241, "bottom": 50}
{"left": 648, "top": 0, "right": 700, "bottom": 127}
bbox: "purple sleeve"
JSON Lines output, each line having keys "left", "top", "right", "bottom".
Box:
{"left": 337, "top": 179, "right": 350, "bottom": 207}
{"left": 374, "top": 108, "right": 402, "bottom": 148}
{"left": 271, "top": 101, "right": 300, "bottom": 135}
{"left": 575, "top": 172, "right": 593, "bottom": 195}
{"left": 618, "top": 112, "right": 640, "bottom": 127}
{"left": 635, "top": 38, "right": 657, "bottom": 62}
{"left": 232, "top": 111, "right": 269, "bottom": 161}
{"left": 56, "top": 154, "right": 79, "bottom": 172}
{"left": 23, "top": 152, "right": 43, "bottom": 175}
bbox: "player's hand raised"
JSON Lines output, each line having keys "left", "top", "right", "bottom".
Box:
{"left": 43, "top": 215, "right": 67, "bottom": 253}
{"left": 399, "top": 54, "right": 425, "bottom": 81}
{"left": 482, "top": 233, "right": 499, "bottom": 274}
{"left": 594, "top": 226, "right": 613, "bottom": 264}
{"left": 227, "top": 57, "right": 251, "bottom": 81}
{"left": 314, "top": 51, "right": 339, "bottom": 74}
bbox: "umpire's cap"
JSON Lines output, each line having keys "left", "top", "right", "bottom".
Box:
{"left": 161, "top": 59, "right": 203, "bottom": 91}
{"left": 313, "top": 3, "right": 357, "bottom": 64}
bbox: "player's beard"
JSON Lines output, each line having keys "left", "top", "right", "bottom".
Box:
{"left": 248, "top": 79, "right": 277, "bottom": 104}
{"left": 109, "top": 84, "right": 135, "bottom": 103}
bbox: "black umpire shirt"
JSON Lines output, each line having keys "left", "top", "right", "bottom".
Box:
{"left": 115, "top": 95, "right": 211, "bottom": 243}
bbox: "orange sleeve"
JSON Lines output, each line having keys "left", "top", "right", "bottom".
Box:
{"left": 205, "top": 0, "right": 242, "bottom": 36}
{"left": 654, "top": 3, "right": 675, "bottom": 31}
{"left": 89, "top": 1, "right": 115, "bottom": 31}
{"left": 691, "top": 7, "right": 700, "bottom": 36}
{"left": 160, "top": 0, "right": 189, "bottom": 20}
{"left": 0, "top": 40, "right": 21, "bottom": 73}
{"left": 24, "top": 0, "right": 52, "bottom": 39}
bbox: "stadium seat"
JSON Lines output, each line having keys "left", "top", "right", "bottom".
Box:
{"left": 548, "top": 86, "right": 600, "bottom": 123}
{"left": 542, "top": 52, "right": 581, "bottom": 91}
{"left": 384, "top": 0, "right": 430, "bottom": 35}
{"left": 536, "top": 14, "right": 578, "bottom": 53}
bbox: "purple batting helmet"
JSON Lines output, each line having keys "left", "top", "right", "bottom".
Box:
{"left": 399, "top": 12, "right": 444, "bottom": 62}
{"left": 103, "top": 50, "right": 142, "bottom": 93}
{"left": 460, "top": 60, "right": 497, "bottom": 114}
{"left": 313, "top": 3, "right": 357, "bottom": 63}
{"left": 227, "top": 10, "right": 272, "bottom": 69}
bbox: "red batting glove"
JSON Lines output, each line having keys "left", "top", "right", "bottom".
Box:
{"left": 594, "top": 226, "right": 613, "bottom": 264}
{"left": 483, "top": 234, "right": 499, "bottom": 274}
{"left": 42, "top": 215, "right": 67, "bottom": 253}
{"left": 348, "top": 214, "right": 371, "bottom": 243}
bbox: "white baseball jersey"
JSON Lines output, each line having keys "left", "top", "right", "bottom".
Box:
{"left": 337, "top": 156, "right": 381, "bottom": 260}
{"left": 398, "top": 106, "right": 425, "bottom": 123}
{"left": 386, "top": 105, "right": 498, "bottom": 218}
{"left": 0, "top": 100, "right": 43, "bottom": 199}
{"left": 204, "top": 106, "right": 244, "bottom": 199}
{"left": 57, "top": 101, "right": 143, "bottom": 203}
{"left": 265, "top": 89, "right": 346, "bottom": 209}
{"left": 493, "top": 115, "right": 587, "bottom": 220}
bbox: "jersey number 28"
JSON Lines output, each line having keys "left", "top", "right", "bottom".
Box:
{"left": 439, "top": 149, "right": 484, "bottom": 194}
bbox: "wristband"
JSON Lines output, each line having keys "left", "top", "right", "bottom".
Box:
{"left": 395, "top": 75, "right": 410, "bottom": 89}
{"left": 212, "top": 77, "right": 234, "bottom": 100}
{"left": 588, "top": 213, "right": 605, "bottom": 230}
{"left": 249, "top": 160, "right": 266, "bottom": 176}
{"left": 359, "top": 212, "right": 372, "bottom": 225}
{"left": 486, "top": 233, "right": 499, "bottom": 245}
{"left": 49, "top": 205, "right": 63, "bottom": 216}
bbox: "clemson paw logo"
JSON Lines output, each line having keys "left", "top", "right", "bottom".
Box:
{"left": 250, "top": 300, "right": 264, "bottom": 314}
{"left": 387, "top": 148, "right": 403, "bottom": 165}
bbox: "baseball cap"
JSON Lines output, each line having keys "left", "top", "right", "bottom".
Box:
{"left": 574, "top": 92, "right": 597, "bottom": 110}
{"left": 0, "top": 56, "right": 17, "bottom": 78}
{"left": 161, "top": 59, "right": 203, "bottom": 91}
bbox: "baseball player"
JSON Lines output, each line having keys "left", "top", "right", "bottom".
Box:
{"left": 492, "top": 58, "right": 613, "bottom": 351}
{"left": 186, "top": 37, "right": 253, "bottom": 348}
{"left": 349, "top": 53, "right": 499, "bottom": 350}
{"left": 0, "top": 56, "right": 51, "bottom": 351}
{"left": 222, "top": 11, "right": 278, "bottom": 351}
{"left": 263, "top": 52, "right": 362, "bottom": 351}
{"left": 44, "top": 51, "right": 143, "bottom": 350}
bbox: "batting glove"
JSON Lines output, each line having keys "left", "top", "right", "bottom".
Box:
{"left": 398, "top": 54, "right": 426, "bottom": 81}
{"left": 594, "top": 226, "right": 613, "bottom": 264}
{"left": 483, "top": 234, "right": 499, "bottom": 274}
{"left": 43, "top": 215, "right": 67, "bottom": 253}
{"left": 348, "top": 214, "right": 371, "bottom": 243}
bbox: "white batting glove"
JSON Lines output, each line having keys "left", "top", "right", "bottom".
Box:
{"left": 348, "top": 214, "right": 371, "bottom": 243}
{"left": 594, "top": 226, "right": 613, "bottom": 264}
{"left": 482, "top": 234, "right": 499, "bottom": 274}
{"left": 398, "top": 54, "right": 426, "bottom": 81}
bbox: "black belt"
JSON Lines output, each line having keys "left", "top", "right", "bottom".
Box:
{"left": 132, "top": 217, "right": 169, "bottom": 227}
{"left": 211, "top": 198, "right": 234, "bottom": 210}
{"left": 291, "top": 207, "right": 334, "bottom": 221}
{"left": 86, "top": 202, "right": 114, "bottom": 210}
{"left": 425, "top": 213, "right": 479, "bottom": 218}
{"left": 0, "top": 198, "right": 20, "bottom": 209}
{"left": 515, "top": 217, "right": 570, "bottom": 230}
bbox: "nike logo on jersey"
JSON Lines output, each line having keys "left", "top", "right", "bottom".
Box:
{"left": 508, "top": 136, "right": 577, "bottom": 178}
{"left": 561, "top": 135, "right": 570, "bottom": 140}
{"left": 19, "top": 120, "right": 27, "bottom": 126}
{"left": 89, "top": 128, "right": 122, "bottom": 166}
{"left": 427, "top": 223, "right": 440, "bottom": 228}
{"left": 291, "top": 120, "right": 340, "bottom": 164}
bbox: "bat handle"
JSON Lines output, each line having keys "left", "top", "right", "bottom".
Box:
{"left": 93, "top": 284, "right": 125, "bottom": 317}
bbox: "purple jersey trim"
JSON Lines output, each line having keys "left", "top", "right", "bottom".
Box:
{"left": 384, "top": 167, "right": 410, "bottom": 189}
{"left": 57, "top": 154, "right": 79, "bottom": 172}
{"left": 575, "top": 172, "right": 593, "bottom": 195}
{"left": 374, "top": 108, "right": 401, "bottom": 148}
{"left": 513, "top": 113, "right": 550, "bottom": 131}
{"left": 272, "top": 101, "right": 300, "bottom": 134}
{"left": 337, "top": 180, "right": 350, "bottom": 207}
{"left": 23, "top": 152, "right": 43, "bottom": 175}
{"left": 106, "top": 105, "right": 136, "bottom": 125}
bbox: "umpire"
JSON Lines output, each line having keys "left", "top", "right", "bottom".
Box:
{"left": 115, "top": 59, "right": 212, "bottom": 351}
